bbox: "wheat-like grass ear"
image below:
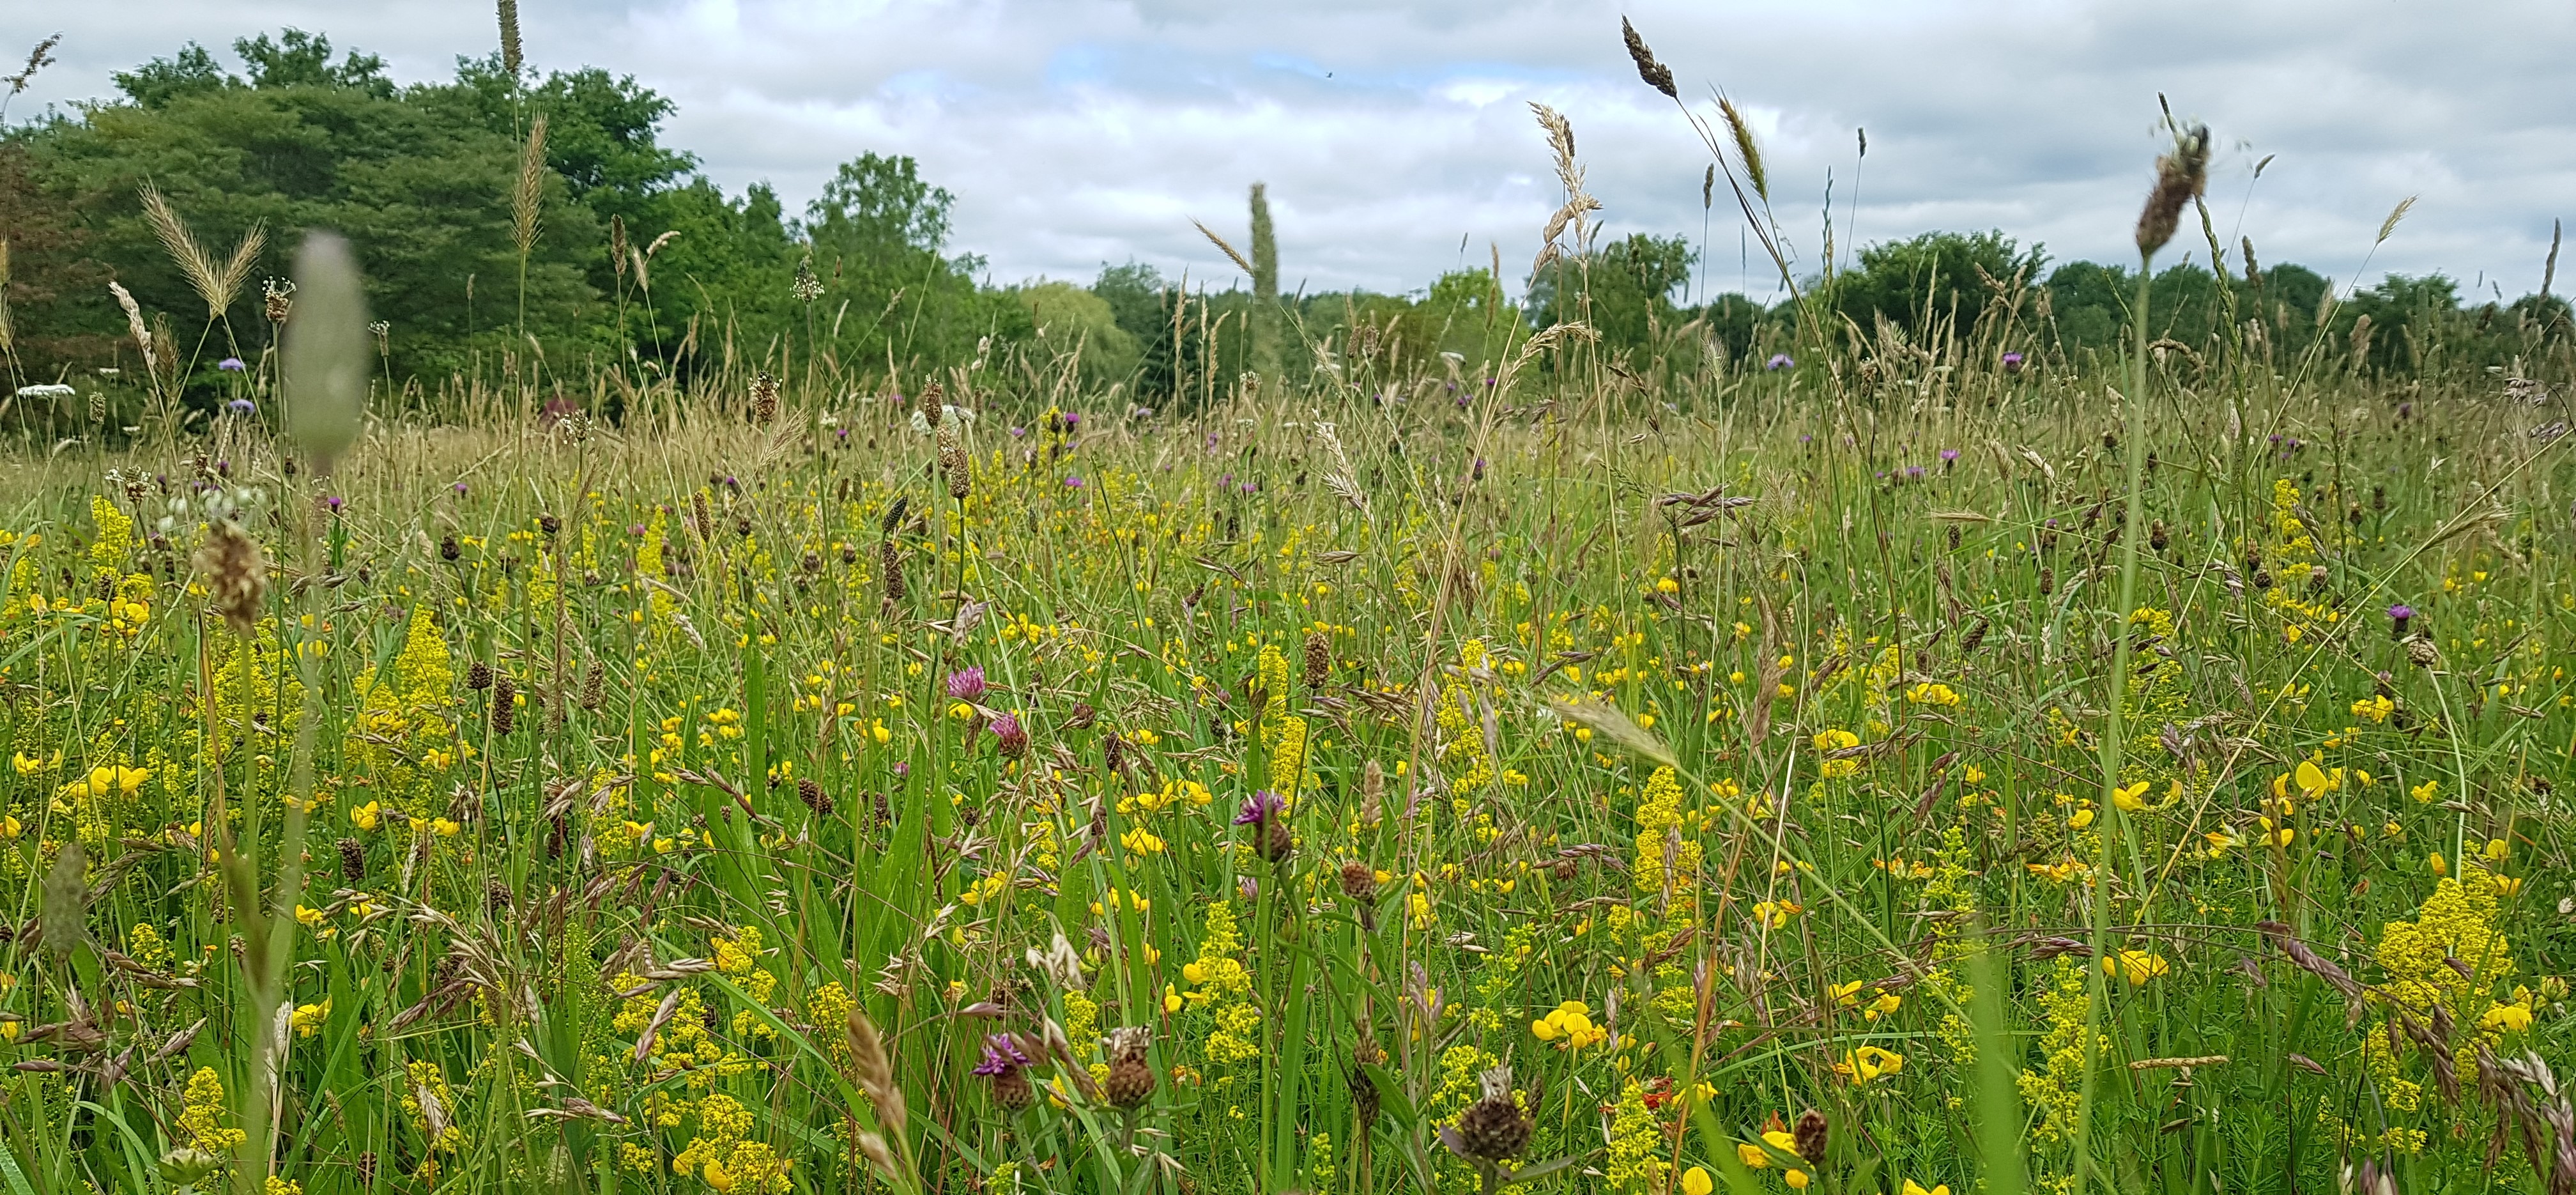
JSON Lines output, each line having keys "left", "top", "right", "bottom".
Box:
{"left": 1193, "top": 219, "right": 1254, "bottom": 276}
{"left": 141, "top": 185, "right": 225, "bottom": 317}
{"left": 514, "top": 114, "right": 549, "bottom": 257}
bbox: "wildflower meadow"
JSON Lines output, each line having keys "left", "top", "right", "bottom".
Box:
{"left": 1, "top": 16, "right": 2572, "bottom": 1195}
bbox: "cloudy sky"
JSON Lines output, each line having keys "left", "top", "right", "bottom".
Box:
{"left": 11, "top": 1, "right": 2573, "bottom": 301}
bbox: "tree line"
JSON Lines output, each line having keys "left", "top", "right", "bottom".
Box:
{"left": 1, "top": 29, "right": 2565, "bottom": 420}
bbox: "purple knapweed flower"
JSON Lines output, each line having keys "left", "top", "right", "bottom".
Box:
{"left": 989, "top": 714, "right": 1029, "bottom": 759}
{"left": 2388, "top": 604, "right": 2414, "bottom": 639}
{"left": 1766, "top": 353, "right": 1795, "bottom": 371}
{"left": 1064, "top": 476, "right": 1084, "bottom": 488}
{"left": 217, "top": 357, "right": 246, "bottom": 373}
{"left": 972, "top": 1033, "right": 1033, "bottom": 1075}
{"left": 2000, "top": 351, "right": 2025, "bottom": 373}
{"left": 1233, "top": 790, "right": 1285, "bottom": 827}
{"left": 225, "top": 397, "right": 256, "bottom": 416}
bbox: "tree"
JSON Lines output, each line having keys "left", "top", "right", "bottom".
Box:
{"left": 1526, "top": 233, "right": 1695, "bottom": 358}
{"left": 1827, "top": 229, "right": 2044, "bottom": 344}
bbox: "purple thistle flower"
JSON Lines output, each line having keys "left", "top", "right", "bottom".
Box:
{"left": 1940, "top": 449, "right": 1960, "bottom": 461}
{"left": 1234, "top": 790, "right": 1284, "bottom": 826}
{"left": 1060, "top": 412, "right": 1080, "bottom": 429}
{"left": 1064, "top": 476, "right": 1084, "bottom": 488}
{"left": 217, "top": 357, "right": 247, "bottom": 373}
{"left": 2000, "top": 351, "right": 2025, "bottom": 373}
{"left": 990, "top": 714, "right": 1028, "bottom": 759}
{"left": 972, "top": 1033, "right": 1032, "bottom": 1075}
{"left": 1011, "top": 426, "right": 1027, "bottom": 438}
{"left": 453, "top": 482, "right": 468, "bottom": 497}
{"left": 947, "top": 667, "right": 987, "bottom": 703}
{"left": 2389, "top": 604, "right": 2414, "bottom": 638}
{"left": 1905, "top": 465, "right": 1926, "bottom": 479}
{"left": 1766, "top": 353, "right": 1795, "bottom": 371}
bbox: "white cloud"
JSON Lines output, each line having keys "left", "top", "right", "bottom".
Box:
{"left": 12, "top": 0, "right": 2573, "bottom": 298}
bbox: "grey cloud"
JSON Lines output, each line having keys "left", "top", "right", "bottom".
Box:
{"left": 10, "top": 0, "right": 2572, "bottom": 299}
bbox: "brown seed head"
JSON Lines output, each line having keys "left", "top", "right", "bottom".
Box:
{"left": 191, "top": 519, "right": 267, "bottom": 638}
{"left": 1620, "top": 17, "right": 1677, "bottom": 98}
{"left": 490, "top": 674, "right": 518, "bottom": 736}
{"left": 1303, "top": 630, "right": 1330, "bottom": 688}
{"left": 2135, "top": 123, "right": 2211, "bottom": 259}
{"left": 1793, "top": 1109, "right": 1828, "bottom": 1162}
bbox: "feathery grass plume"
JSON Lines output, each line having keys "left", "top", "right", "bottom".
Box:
{"left": 513, "top": 114, "right": 548, "bottom": 259}
{"left": 496, "top": 0, "right": 523, "bottom": 80}
{"left": 1702, "top": 162, "right": 1714, "bottom": 209}
{"left": 2133, "top": 123, "right": 2209, "bottom": 259}
{"left": 192, "top": 518, "right": 267, "bottom": 638}
{"left": 141, "top": 186, "right": 264, "bottom": 319}
{"left": 109, "top": 281, "right": 151, "bottom": 364}
{"left": 2375, "top": 195, "right": 2417, "bottom": 247}
{"left": 1194, "top": 219, "right": 1255, "bottom": 276}
{"left": 282, "top": 231, "right": 370, "bottom": 472}
{"left": 0, "top": 34, "right": 59, "bottom": 123}
{"left": 1620, "top": 17, "right": 1677, "bottom": 98}
{"left": 1529, "top": 103, "right": 1601, "bottom": 275}
{"left": 1718, "top": 96, "right": 1768, "bottom": 202}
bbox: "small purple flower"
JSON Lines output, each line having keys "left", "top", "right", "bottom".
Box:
{"left": 1234, "top": 790, "right": 1285, "bottom": 827}
{"left": 1064, "top": 476, "right": 1084, "bottom": 488}
{"left": 1766, "top": 353, "right": 1795, "bottom": 371}
{"left": 946, "top": 667, "right": 987, "bottom": 703}
{"left": 1905, "top": 465, "right": 1926, "bottom": 480}
{"left": 2000, "top": 351, "right": 2025, "bottom": 373}
{"left": 1060, "top": 412, "right": 1080, "bottom": 429}
{"left": 891, "top": 760, "right": 910, "bottom": 778}
{"left": 1236, "top": 790, "right": 1291, "bottom": 861}
{"left": 2389, "top": 604, "right": 2414, "bottom": 638}
{"left": 1010, "top": 426, "right": 1027, "bottom": 438}
{"left": 1239, "top": 482, "right": 1257, "bottom": 494}
{"left": 217, "top": 357, "right": 246, "bottom": 373}
{"left": 453, "top": 482, "right": 468, "bottom": 497}
{"left": 629, "top": 523, "right": 646, "bottom": 536}
{"left": 1940, "top": 449, "right": 1960, "bottom": 461}
{"left": 990, "top": 714, "right": 1028, "bottom": 759}
{"left": 325, "top": 495, "right": 344, "bottom": 512}
{"left": 836, "top": 427, "right": 849, "bottom": 441}
{"left": 225, "top": 397, "right": 256, "bottom": 416}
{"left": 972, "top": 1033, "right": 1032, "bottom": 1076}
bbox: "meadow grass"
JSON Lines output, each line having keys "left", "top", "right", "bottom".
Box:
{"left": 0, "top": 322, "right": 2570, "bottom": 1195}
{"left": 0, "top": 79, "right": 2572, "bottom": 1195}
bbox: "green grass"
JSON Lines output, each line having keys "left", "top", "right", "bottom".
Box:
{"left": 0, "top": 337, "right": 2569, "bottom": 1195}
